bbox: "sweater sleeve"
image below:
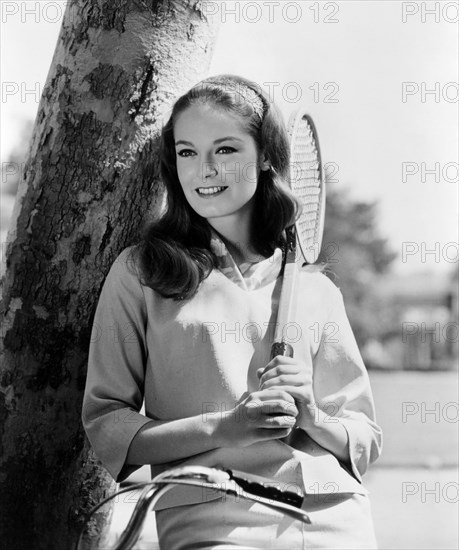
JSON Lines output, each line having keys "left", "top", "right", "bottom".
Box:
{"left": 312, "top": 277, "right": 383, "bottom": 482}
{"left": 81, "top": 247, "right": 154, "bottom": 483}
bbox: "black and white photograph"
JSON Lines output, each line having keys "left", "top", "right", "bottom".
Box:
{"left": 0, "top": 1, "right": 458, "bottom": 549}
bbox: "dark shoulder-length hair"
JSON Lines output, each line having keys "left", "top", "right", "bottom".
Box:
{"left": 133, "top": 74, "right": 302, "bottom": 300}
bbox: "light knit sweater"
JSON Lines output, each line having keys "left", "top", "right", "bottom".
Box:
{"left": 82, "top": 236, "right": 382, "bottom": 511}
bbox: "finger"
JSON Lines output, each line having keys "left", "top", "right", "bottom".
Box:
{"left": 243, "top": 399, "right": 298, "bottom": 422}
{"left": 260, "top": 375, "right": 305, "bottom": 391}
{"left": 256, "top": 356, "right": 298, "bottom": 378}
{"left": 258, "top": 365, "right": 300, "bottom": 386}
{"left": 255, "top": 416, "right": 295, "bottom": 432}
{"left": 259, "top": 400, "right": 298, "bottom": 417}
{"left": 262, "top": 414, "right": 297, "bottom": 428}
{"left": 265, "top": 385, "right": 314, "bottom": 406}
{"left": 254, "top": 389, "right": 296, "bottom": 404}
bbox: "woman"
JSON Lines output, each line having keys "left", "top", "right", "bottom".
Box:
{"left": 82, "top": 74, "right": 382, "bottom": 549}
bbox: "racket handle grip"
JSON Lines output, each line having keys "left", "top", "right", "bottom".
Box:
{"left": 270, "top": 342, "right": 294, "bottom": 359}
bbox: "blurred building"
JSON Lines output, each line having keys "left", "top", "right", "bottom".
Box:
{"left": 362, "top": 270, "right": 458, "bottom": 371}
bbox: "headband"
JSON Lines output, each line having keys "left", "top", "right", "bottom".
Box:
{"left": 234, "top": 83, "right": 265, "bottom": 121}
{"left": 203, "top": 80, "right": 265, "bottom": 122}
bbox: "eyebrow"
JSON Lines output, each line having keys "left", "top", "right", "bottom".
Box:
{"left": 175, "top": 136, "right": 244, "bottom": 147}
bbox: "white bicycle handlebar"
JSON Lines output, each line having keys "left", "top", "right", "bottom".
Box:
{"left": 78, "top": 465, "right": 310, "bottom": 550}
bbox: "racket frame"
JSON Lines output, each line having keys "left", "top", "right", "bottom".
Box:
{"left": 270, "top": 110, "right": 325, "bottom": 358}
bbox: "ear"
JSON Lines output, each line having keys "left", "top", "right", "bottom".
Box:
{"left": 259, "top": 152, "right": 271, "bottom": 171}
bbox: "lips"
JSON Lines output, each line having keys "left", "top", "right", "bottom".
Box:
{"left": 196, "top": 186, "right": 228, "bottom": 196}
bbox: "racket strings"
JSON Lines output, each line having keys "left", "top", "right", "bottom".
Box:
{"left": 289, "top": 119, "right": 323, "bottom": 255}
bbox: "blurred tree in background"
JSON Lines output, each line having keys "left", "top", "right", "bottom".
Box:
{"left": 1, "top": 120, "right": 34, "bottom": 242}
{"left": 319, "top": 184, "right": 397, "bottom": 350}
{"left": 2, "top": 119, "right": 34, "bottom": 195}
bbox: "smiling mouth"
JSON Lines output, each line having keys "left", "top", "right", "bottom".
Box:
{"left": 196, "top": 186, "right": 228, "bottom": 196}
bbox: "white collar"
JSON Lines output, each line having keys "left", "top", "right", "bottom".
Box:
{"left": 209, "top": 228, "right": 284, "bottom": 291}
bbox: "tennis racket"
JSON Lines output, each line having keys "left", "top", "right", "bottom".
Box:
{"left": 270, "top": 109, "right": 326, "bottom": 360}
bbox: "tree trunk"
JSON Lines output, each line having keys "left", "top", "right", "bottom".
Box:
{"left": 0, "top": 1, "right": 220, "bottom": 548}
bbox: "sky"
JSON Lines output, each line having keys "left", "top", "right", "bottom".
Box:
{"left": 1, "top": 0, "right": 458, "bottom": 276}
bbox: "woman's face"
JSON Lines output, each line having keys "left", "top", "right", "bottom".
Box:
{"left": 174, "top": 103, "right": 266, "bottom": 228}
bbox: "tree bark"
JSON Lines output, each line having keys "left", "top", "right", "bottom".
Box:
{"left": 0, "top": 1, "right": 220, "bottom": 548}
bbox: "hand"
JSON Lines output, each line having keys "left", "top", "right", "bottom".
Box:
{"left": 213, "top": 389, "right": 298, "bottom": 448}
{"left": 257, "top": 355, "right": 318, "bottom": 431}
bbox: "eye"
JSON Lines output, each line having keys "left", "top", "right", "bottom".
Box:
{"left": 217, "top": 146, "right": 237, "bottom": 154}
{"left": 177, "top": 149, "right": 196, "bottom": 158}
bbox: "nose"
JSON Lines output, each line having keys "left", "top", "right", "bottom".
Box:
{"left": 199, "top": 160, "right": 218, "bottom": 183}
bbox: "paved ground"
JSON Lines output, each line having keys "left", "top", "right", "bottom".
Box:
{"left": 106, "top": 370, "right": 459, "bottom": 549}
{"left": 366, "top": 370, "right": 458, "bottom": 549}
{"left": 368, "top": 370, "right": 458, "bottom": 468}
{"left": 366, "top": 466, "right": 458, "bottom": 549}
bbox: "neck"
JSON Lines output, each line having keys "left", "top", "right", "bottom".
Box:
{"left": 208, "top": 217, "right": 263, "bottom": 265}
